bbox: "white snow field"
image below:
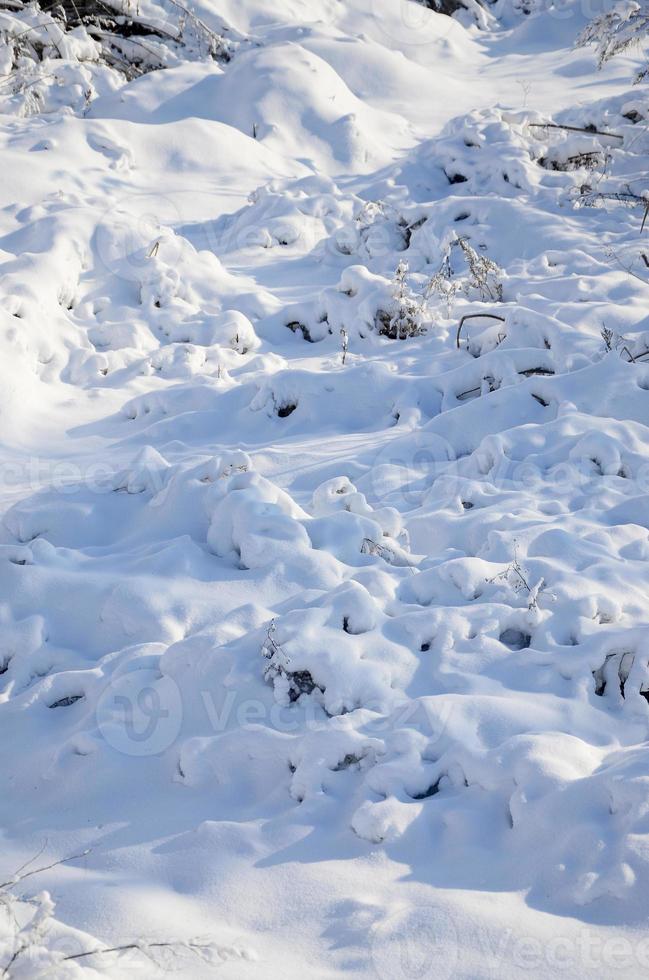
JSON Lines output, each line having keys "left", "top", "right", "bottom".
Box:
{"left": 3, "top": 0, "right": 649, "bottom": 975}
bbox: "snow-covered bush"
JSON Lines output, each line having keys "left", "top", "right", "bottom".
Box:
{"left": 416, "top": 0, "right": 491, "bottom": 28}
{"left": 425, "top": 234, "right": 503, "bottom": 317}
{"left": 333, "top": 200, "right": 411, "bottom": 262}
{"left": 0, "top": 0, "right": 232, "bottom": 115}
{"left": 579, "top": 1, "right": 649, "bottom": 80}
{"left": 217, "top": 176, "right": 351, "bottom": 256}
{"left": 285, "top": 263, "right": 429, "bottom": 343}
{"left": 375, "top": 261, "right": 427, "bottom": 339}
{"left": 206, "top": 470, "right": 310, "bottom": 570}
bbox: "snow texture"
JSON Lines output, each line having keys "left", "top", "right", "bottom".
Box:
{"left": 1, "top": 0, "right": 649, "bottom": 976}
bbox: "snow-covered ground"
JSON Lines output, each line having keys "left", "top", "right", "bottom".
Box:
{"left": 2, "top": 0, "right": 649, "bottom": 976}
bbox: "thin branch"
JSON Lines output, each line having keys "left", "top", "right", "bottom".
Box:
{"left": 581, "top": 188, "right": 646, "bottom": 206}
{"left": 621, "top": 346, "right": 649, "bottom": 363}
{"left": 10, "top": 841, "right": 48, "bottom": 881}
{"left": 157, "top": 0, "right": 227, "bottom": 55}
{"left": 519, "top": 367, "right": 554, "bottom": 377}
{"left": 63, "top": 939, "right": 214, "bottom": 962}
{"left": 0, "top": 849, "right": 90, "bottom": 891}
{"left": 456, "top": 313, "right": 505, "bottom": 350}
{"left": 1, "top": 945, "right": 23, "bottom": 978}
{"left": 607, "top": 246, "right": 649, "bottom": 286}
{"left": 528, "top": 122, "right": 623, "bottom": 140}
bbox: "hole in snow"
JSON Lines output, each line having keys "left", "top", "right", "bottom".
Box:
{"left": 286, "top": 320, "right": 313, "bottom": 342}
{"left": 342, "top": 616, "right": 370, "bottom": 635}
{"left": 287, "top": 670, "right": 318, "bottom": 701}
{"left": 446, "top": 172, "right": 468, "bottom": 185}
{"left": 332, "top": 753, "right": 364, "bottom": 772}
{"left": 499, "top": 629, "right": 531, "bottom": 651}
{"left": 49, "top": 694, "right": 84, "bottom": 709}
{"left": 286, "top": 320, "right": 314, "bottom": 344}
{"left": 593, "top": 651, "right": 634, "bottom": 698}
{"left": 277, "top": 403, "right": 297, "bottom": 418}
{"left": 539, "top": 151, "right": 602, "bottom": 172}
{"left": 409, "top": 777, "right": 442, "bottom": 800}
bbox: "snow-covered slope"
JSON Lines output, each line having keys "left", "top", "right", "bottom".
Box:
{"left": 2, "top": 0, "right": 649, "bottom": 976}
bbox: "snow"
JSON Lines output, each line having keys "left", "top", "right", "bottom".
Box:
{"left": 2, "top": 0, "right": 649, "bottom": 975}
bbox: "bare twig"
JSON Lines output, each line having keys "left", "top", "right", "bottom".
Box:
{"left": 10, "top": 842, "right": 48, "bottom": 881}
{"left": 63, "top": 938, "right": 214, "bottom": 963}
{"left": 156, "top": 0, "right": 228, "bottom": 56}
{"left": 1, "top": 947, "right": 22, "bottom": 978}
{"left": 607, "top": 245, "right": 649, "bottom": 286}
{"left": 486, "top": 547, "right": 547, "bottom": 611}
{"left": 529, "top": 122, "right": 623, "bottom": 140}
{"left": 518, "top": 367, "right": 555, "bottom": 377}
{"left": 621, "top": 346, "right": 649, "bottom": 362}
{"left": 0, "top": 849, "right": 90, "bottom": 891}
{"left": 456, "top": 313, "right": 505, "bottom": 350}
{"left": 581, "top": 188, "right": 646, "bottom": 206}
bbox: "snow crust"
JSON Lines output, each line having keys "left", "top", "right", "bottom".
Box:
{"left": 2, "top": 0, "right": 649, "bottom": 975}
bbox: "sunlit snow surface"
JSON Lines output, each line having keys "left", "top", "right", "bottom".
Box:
{"left": 1, "top": 0, "right": 649, "bottom": 976}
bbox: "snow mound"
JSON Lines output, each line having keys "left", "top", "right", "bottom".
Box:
{"left": 2, "top": 0, "right": 649, "bottom": 974}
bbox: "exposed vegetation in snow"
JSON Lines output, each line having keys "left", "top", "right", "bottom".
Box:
{"left": 1, "top": 0, "right": 649, "bottom": 975}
